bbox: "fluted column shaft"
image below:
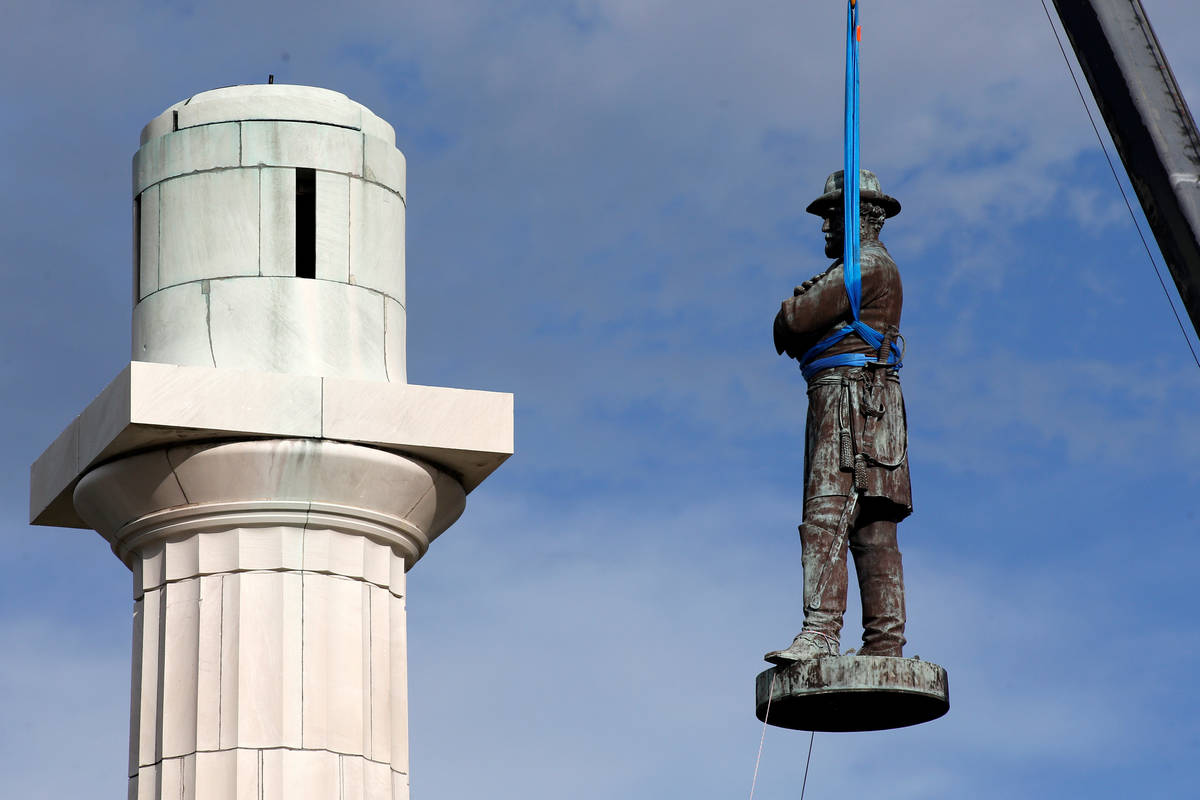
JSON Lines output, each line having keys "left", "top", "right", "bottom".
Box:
{"left": 127, "top": 520, "right": 408, "bottom": 799}
{"left": 73, "top": 439, "right": 466, "bottom": 800}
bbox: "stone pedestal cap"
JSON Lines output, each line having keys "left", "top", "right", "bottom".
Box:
{"left": 140, "top": 84, "right": 396, "bottom": 146}
{"left": 30, "top": 361, "right": 513, "bottom": 529}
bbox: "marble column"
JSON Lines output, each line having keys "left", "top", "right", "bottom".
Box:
{"left": 32, "top": 84, "right": 512, "bottom": 800}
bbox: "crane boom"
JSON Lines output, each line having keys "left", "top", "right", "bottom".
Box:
{"left": 1051, "top": 0, "right": 1200, "bottom": 337}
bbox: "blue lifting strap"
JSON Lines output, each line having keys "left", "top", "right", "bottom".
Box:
{"left": 844, "top": 0, "right": 861, "bottom": 322}
{"left": 799, "top": 0, "right": 902, "bottom": 382}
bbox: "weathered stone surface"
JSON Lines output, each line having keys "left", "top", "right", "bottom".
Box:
{"left": 176, "top": 85, "right": 362, "bottom": 133}
{"left": 259, "top": 167, "right": 297, "bottom": 277}
{"left": 133, "top": 122, "right": 240, "bottom": 196}
{"left": 137, "top": 184, "right": 160, "bottom": 299}
{"left": 241, "top": 120, "right": 363, "bottom": 176}
{"left": 159, "top": 169, "right": 260, "bottom": 286}
{"left": 350, "top": 178, "right": 406, "bottom": 304}
{"left": 140, "top": 84, "right": 390, "bottom": 145}
{"left": 315, "top": 170, "right": 351, "bottom": 281}
{"left": 755, "top": 655, "right": 949, "bottom": 732}
{"left": 363, "top": 134, "right": 406, "bottom": 199}
{"left": 207, "top": 277, "right": 385, "bottom": 377}
{"left": 30, "top": 362, "right": 512, "bottom": 529}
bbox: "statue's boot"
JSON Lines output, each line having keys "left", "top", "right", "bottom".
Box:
{"left": 765, "top": 520, "right": 847, "bottom": 664}
{"left": 851, "top": 518, "right": 906, "bottom": 657}
{"left": 763, "top": 630, "right": 838, "bottom": 664}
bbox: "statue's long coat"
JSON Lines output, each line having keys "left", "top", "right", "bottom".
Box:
{"left": 774, "top": 241, "right": 913, "bottom": 519}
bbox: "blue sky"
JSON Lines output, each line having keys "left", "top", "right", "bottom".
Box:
{"left": 4, "top": 1, "right": 1200, "bottom": 797}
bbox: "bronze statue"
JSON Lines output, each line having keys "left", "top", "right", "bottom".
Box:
{"left": 766, "top": 169, "right": 911, "bottom": 664}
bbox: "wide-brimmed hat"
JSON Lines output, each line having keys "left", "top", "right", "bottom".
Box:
{"left": 805, "top": 169, "right": 901, "bottom": 218}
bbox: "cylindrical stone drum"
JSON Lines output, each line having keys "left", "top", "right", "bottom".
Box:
{"left": 131, "top": 85, "right": 408, "bottom": 382}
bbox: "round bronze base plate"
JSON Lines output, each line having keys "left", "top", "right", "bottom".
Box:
{"left": 755, "top": 655, "right": 949, "bottom": 732}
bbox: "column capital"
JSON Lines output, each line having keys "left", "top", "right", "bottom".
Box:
{"left": 74, "top": 439, "right": 466, "bottom": 572}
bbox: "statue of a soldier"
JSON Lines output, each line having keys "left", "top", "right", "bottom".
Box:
{"left": 766, "top": 169, "right": 911, "bottom": 664}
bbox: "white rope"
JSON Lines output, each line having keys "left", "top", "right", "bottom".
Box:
{"left": 748, "top": 671, "right": 777, "bottom": 800}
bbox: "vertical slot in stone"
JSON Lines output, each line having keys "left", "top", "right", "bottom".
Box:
{"left": 296, "top": 168, "right": 316, "bottom": 279}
